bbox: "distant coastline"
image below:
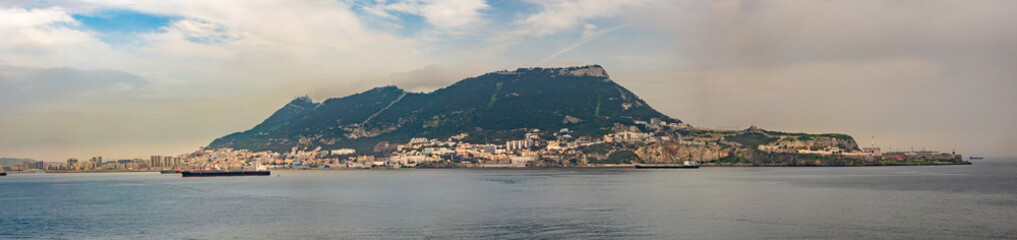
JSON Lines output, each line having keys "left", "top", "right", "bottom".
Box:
{"left": 32, "top": 169, "right": 160, "bottom": 173}
{"left": 6, "top": 161, "right": 974, "bottom": 174}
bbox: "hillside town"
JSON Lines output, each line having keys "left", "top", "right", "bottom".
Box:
{"left": 3, "top": 119, "right": 968, "bottom": 173}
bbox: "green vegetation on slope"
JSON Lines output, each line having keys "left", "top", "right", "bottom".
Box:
{"left": 726, "top": 132, "right": 777, "bottom": 148}
{"left": 487, "top": 82, "right": 503, "bottom": 108}
{"left": 602, "top": 150, "right": 634, "bottom": 163}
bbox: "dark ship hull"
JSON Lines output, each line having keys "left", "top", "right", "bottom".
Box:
{"left": 160, "top": 170, "right": 178, "bottom": 174}
{"left": 181, "top": 171, "right": 270, "bottom": 177}
{"left": 0, "top": 172, "right": 6, "bottom": 176}
{"left": 635, "top": 165, "right": 700, "bottom": 169}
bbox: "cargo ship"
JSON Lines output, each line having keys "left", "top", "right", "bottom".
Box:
{"left": 181, "top": 170, "right": 270, "bottom": 177}
{"left": 970, "top": 156, "right": 984, "bottom": 160}
{"left": 0, "top": 172, "right": 6, "bottom": 176}
{"left": 160, "top": 170, "right": 179, "bottom": 174}
{"left": 635, "top": 164, "right": 700, "bottom": 169}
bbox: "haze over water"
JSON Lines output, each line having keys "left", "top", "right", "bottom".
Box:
{"left": 2, "top": 159, "right": 1014, "bottom": 239}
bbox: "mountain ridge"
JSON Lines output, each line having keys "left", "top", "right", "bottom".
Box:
{"left": 210, "top": 65, "right": 680, "bottom": 153}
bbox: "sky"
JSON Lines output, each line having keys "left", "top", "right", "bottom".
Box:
{"left": 1, "top": 0, "right": 1015, "bottom": 162}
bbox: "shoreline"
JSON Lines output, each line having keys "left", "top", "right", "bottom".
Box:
{"left": 29, "top": 169, "right": 161, "bottom": 174}
{"left": 14, "top": 161, "right": 971, "bottom": 173}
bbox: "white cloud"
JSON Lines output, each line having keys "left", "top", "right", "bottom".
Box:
{"left": 37, "top": 0, "right": 430, "bottom": 91}
{"left": 516, "top": 0, "right": 654, "bottom": 37}
{"left": 540, "top": 23, "right": 625, "bottom": 63}
{"left": 372, "top": 0, "right": 491, "bottom": 30}
{"left": 0, "top": 7, "right": 75, "bottom": 30}
{"left": 168, "top": 19, "right": 242, "bottom": 44}
{"left": 0, "top": 7, "right": 118, "bottom": 68}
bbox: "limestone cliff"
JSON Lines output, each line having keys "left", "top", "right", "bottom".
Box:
{"left": 635, "top": 143, "right": 729, "bottom": 163}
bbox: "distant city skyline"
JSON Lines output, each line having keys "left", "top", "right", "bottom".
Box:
{"left": 1, "top": 0, "right": 1015, "bottom": 162}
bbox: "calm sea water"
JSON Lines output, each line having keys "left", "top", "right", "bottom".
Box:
{"left": 2, "top": 159, "right": 1016, "bottom": 239}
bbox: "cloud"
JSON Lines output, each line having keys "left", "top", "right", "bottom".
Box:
{"left": 0, "top": 7, "right": 120, "bottom": 68}
{"left": 0, "top": 0, "right": 431, "bottom": 93}
{"left": 307, "top": 63, "right": 496, "bottom": 99}
{"left": 540, "top": 23, "right": 625, "bottom": 63}
{"left": 166, "top": 19, "right": 242, "bottom": 44}
{"left": 0, "top": 65, "right": 146, "bottom": 102}
{"left": 624, "top": 0, "right": 1017, "bottom": 69}
{"left": 0, "top": 66, "right": 151, "bottom": 142}
{"left": 368, "top": 0, "right": 491, "bottom": 30}
{"left": 516, "top": 0, "right": 653, "bottom": 37}
{"left": 0, "top": 1, "right": 434, "bottom": 161}
{"left": 0, "top": 7, "right": 76, "bottom": 31}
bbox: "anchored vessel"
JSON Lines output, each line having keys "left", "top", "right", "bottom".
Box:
{"left": 160, "top": 170, "right": 179, "bottom": 174}
{"left": 181, "top": 170, "right": 270, "bottom": 177}
{"left": 969, "top": 156, "right": 984, "bottom": 160}
{"left": 0, "top": 172, "right": 6, "bottom": 176}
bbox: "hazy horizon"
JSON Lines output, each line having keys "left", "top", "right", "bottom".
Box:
{"left": 2, "top": 0, "right": 1015, "bottom": 162}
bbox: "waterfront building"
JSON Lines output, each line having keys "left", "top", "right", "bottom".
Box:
{"left": 23, "top": 161, "right": 43, "bottom": 170}
{"left": 66, "top": 158, "right": 78, "bottom": 169}
{"left": 357, "top": 155, "right": 375, "bottom": 163}
{"left": 862, "top": 147, "right": 881, "bottom": 155}
{"left": 506, "top": 139, "right": 534, "bottom": 151}
{"left": 510, "top": 156, "right": 534, "bottom": 165}
{"left": 150, "top": 156, "right": 163, "bottom": 168}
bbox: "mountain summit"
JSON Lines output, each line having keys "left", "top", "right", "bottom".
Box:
{"left": 209, "top": 65, "right": 680, "bottom": 152}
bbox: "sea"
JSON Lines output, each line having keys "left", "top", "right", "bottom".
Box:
{"left": 2, "top": 159, "right": 1016, "bottom": 239}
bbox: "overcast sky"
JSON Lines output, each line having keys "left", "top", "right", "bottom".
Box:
{"left": 1, "top": 0, "right": 1015, "bottom": 162}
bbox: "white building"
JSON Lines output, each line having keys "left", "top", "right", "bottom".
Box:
{"left": 505, "top": 139, "right": 534, "bottom": 150}
{"left": 510, "top": 156, "right": 534, "bottom": 165}
{"left": 410, "top": 138, "right": 430, "bottom": 145}
{"left": 331, "top": 148, "right": 356, "bottom": 155}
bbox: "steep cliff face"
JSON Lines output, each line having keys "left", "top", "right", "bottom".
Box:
{"left": 635, "top": 143, "right": 728, "bottom": 163}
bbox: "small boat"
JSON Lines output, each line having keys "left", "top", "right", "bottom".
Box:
{"left": 0, "top": 172, "right": 7, "bottom": 176}
{"left": 160, "top": 170, "right": 178, "bottom": 174}
{"left": 970, "top": 156, "right": 984, "bottom": 160}
{"left": 181, "top": 170, "right": 270, "bottom": 177}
